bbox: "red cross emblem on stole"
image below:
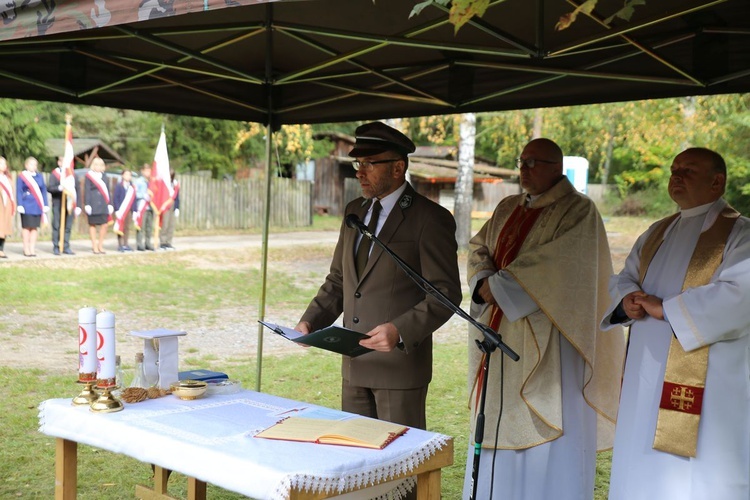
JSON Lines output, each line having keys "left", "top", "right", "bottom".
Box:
{"left": 659, "top": 381, "right": 704, "bottom": 415}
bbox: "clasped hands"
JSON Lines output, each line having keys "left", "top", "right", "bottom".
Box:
{"left": 295, "top": 321, "right": 401, "bottom": 352}
{"left": 477, "top": 278, "right": 497, "bottom": 306}
{"left": 623, "top": 290, "right": 664, "bottom": 320}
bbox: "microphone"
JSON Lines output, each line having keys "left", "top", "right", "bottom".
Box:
{"left": 345, "top": 214, "right": 372, "bottom": 238}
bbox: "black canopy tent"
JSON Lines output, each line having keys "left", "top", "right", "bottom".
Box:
{"left": 1, "top": 0, "right": 747, "bottom": 388}
{"left": 0, "top": 0, "right": 747, "bottom": 124}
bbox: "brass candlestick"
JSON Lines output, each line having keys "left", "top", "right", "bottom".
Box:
{"left": 72, "top": 379, "right": 98, "bottom": 406}
{"left": 90, "top": 378, "right": 124, "bottom": 413}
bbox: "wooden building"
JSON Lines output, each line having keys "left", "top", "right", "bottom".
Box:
{"left": 44, "top": 137, "right": 125, "bottom": 169}
{"left": 311, "top": 133, "right": 518, "bottom": 217}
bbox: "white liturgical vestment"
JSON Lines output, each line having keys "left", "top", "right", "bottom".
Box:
{"left": 602, "top": 199, "right": 750, "bottom": 500}
{"left": 465, "top": 178, "right": 625, "bottom": 500}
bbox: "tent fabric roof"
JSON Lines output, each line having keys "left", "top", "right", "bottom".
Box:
{"left": 0, "top": 0, "right": 747, "bottom": 125}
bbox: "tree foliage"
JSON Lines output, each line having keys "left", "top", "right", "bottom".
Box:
{"left": 473, "top": 94, "right": 750, "bottom": 215}
{"left": 234, "top": 122, "right": 339, "bottom": 177}
{"left": 409, "top": 0, "right": 646, "bottom": 33}
{"left": 0, "top": 93, "right": 747, "bottom": 215}
{"left": 410, "top": 0, "right": 489, "bottom": 33}
{"left": 0, "top": 100, "right": 58, "bottom": 168}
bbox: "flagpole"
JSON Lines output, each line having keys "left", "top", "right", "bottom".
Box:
{"left": 58, "top": 113, "right": 72, "bottom": 253}
{"left": 59, "top": 191, "right": 67, "bottom": 251}
{"left": 153, "top": 210, "right": 161, "bottom": 245}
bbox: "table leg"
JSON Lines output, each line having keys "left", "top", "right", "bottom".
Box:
{"left": 135, "top": 466, "right": 179, "bottom": 500}
{"left": 187, "top": 477, "right": 207, "bottom": 500}
{"left": 134, "top": 466, "right": 206, "bottom": 500}
{"left": 416, "top": 469, "right": 442, "bottom": 500}
{"left": 55, "top": 438, "right": 77, "bottom": 500}
{"left": 154, "top": 466, "right": 170, "bottom": 494}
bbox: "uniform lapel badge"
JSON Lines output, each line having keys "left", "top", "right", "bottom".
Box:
{"left": 399, "top": 195, "right": 412, "bottom": 209}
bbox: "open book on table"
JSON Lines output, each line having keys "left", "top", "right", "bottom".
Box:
{"left": 255, "top": 416, "right": 408, "bottom": 449}
{"left": 259, "top": 321, "right": 372, "bottom": 357}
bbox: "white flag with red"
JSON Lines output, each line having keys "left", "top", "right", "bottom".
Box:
{"left": 61, "top": 118, "right": 77, "bottom": 212}
{"left": 149, "top": 126, "right": 174, "bottom": 227}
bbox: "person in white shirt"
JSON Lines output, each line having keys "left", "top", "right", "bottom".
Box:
{"left": 601, "top": 147, "right": 750, "bottom": 500}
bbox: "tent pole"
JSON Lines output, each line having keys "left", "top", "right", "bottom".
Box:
{"left": 256, "top": 122, "right": 272, "bottom": 392}
{"left": 255, "top": 3, "right": 274, "bottom": 392}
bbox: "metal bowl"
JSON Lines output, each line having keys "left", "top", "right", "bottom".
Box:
{"left": 170, "top": 380, "right": 208, "bottom": 400}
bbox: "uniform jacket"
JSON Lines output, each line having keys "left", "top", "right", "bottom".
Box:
{"left": 114, "top": 181, "right": 136, "bottom": 212}
{"left": 16, "top": 171, "right": 48, "bottom": 216}
{"left": 47, "top": 168, "right": 64, "bottom": 200}
{"left": 83, "top": 172, "right": 111, "bottom": 216}
{"left": 47, "top": 168, "right": 80, "bottom": 212}
{"left": 300, "top": 183, "right": 462, "bottom": 389}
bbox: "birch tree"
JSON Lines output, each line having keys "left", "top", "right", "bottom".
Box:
{"left": 455, "top": 113, "right": 476, "bottom": 248}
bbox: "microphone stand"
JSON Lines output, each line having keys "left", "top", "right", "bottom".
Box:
{"left": 352, "top": 218, "right": 519, "bottom": 500}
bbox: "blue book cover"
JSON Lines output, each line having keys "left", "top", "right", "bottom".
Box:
{"left": 178, "top": 369, "right": 228, "bottom": 382}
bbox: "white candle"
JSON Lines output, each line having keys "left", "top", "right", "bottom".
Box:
{"left": 78, "top": 307, "right": 98, "bottom": 382}
{"left": 96, "top": 311, "right": 116, "bottom": 388}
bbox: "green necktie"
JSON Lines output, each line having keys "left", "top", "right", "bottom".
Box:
{"left": 355, "top": 199, "right": 381, "bottom": 277}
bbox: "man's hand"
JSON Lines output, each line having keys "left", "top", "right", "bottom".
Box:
{"left": 477, "top": 278, "right": 498, "bottom": 307}
{"left": 295, "top": 321, "right": 311, "bottom": 334}
{"left": 17, "top": 206, "right": 24, "bottom": 214}
{"left": 634, "top": 294, "right": 665, "bottom": 320}
{"left": 360, "top": 322, "right": 400, "bottom": 352}
{"left": 622, "top": 291, "right": 647, "bottom": 320}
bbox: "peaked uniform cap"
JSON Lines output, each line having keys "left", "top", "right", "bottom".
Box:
{"left": 349, "top": 122, "right": 416, "bottom": 158}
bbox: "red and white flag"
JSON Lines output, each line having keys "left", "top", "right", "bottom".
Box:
{"left": 149, "top": 126, "right": 174, "bottom": 227}
{"left": 60, "top": 117, "right": 77, "bottom": 212}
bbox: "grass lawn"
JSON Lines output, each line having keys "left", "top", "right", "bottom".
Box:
{"left": 0, "top": 214, "right": 643, "bottom": 498}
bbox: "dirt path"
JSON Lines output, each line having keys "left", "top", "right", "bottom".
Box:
{"left": 1, "top": 226, "right": 639, "bottom": 374}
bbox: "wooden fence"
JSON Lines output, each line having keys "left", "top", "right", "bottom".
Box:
{"left": 9, "top": 171, "right": 612, "bottom": 237}
{"left": 178, "top": 175, "right": 312, "bottom": 230}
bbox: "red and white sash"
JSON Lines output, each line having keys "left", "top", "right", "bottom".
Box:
{"left": 113, "top": 184, "right": 136, "bottom": 235}
{"left": 86, "top": 171, "right": 112, "bottom": 223}
{"left": 0, "top": 173, "right": 15, "bottom": 215}
{"left": 133, "top": 198, "right": 148, "bottom": 230}
{"left": 20, "top": 171, "right": 48, "bottom": 224}
{"left": 157, "top": 181, "right": 180, "bottom": 229}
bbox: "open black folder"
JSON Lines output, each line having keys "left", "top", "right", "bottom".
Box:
{"left": 259, "top": 321, "right": 373, "bottom": 358}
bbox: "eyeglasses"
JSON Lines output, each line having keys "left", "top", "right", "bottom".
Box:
{"left": 352, "top": 158, "right": 401, "bottom": 172}
{"left": 515, "top": 158, "right": 559, "bottom": 169}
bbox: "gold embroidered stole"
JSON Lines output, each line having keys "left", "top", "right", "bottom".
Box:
{"left": 473, "top": 203, "right": 543, "bottom": 411}
{"left": 638, "top": 207, "right": 739, "bottom": 457}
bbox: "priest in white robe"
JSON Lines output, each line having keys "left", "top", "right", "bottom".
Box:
{"left": 602, "top": 147, "right": 750, "bottom": 500}
{"left": 464, "top": 138, "right": 626, "bottom": 500}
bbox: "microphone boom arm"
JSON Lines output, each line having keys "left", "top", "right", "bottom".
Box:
{"left": 349, "top": 214, "right": 519, "bottom": 361}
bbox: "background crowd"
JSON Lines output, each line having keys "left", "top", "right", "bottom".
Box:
{"left": 0, "top": 156, "right": 180, "bottom": 258}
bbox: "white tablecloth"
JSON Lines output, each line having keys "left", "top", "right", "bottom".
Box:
{"left": 38, "top": 389, "right": 450, "bottom": 500}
